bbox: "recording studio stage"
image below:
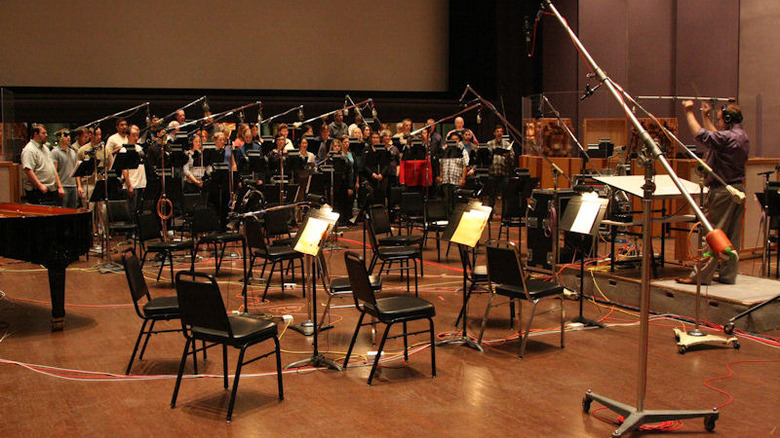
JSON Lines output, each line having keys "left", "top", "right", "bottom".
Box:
{"left": 561, "top": 265, "right": 780, "bottom": 333}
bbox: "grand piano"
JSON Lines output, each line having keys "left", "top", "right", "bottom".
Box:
{"left": 0, "top": 203, "right": 92, "bottom": 330}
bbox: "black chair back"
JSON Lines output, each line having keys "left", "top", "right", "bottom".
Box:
{"left": 107, "top": 199, "right": 134, "bottom": 223}
{"left": 121, "top": 249, "right": 151, "bottom": 318}
{"left": 263, "top": 207, "right": 293, "bottom": 239}
{"left": 389, "top": 186, "right": 406, "bottom": 208}
{"left": 401, "top": 191, "right": 424, "bottom": 216}
{"left": 243, "top": 217, "right": 267, "bottom": 252}
{"left": 486, "top": 241, "right": 524, "bottom": 288}
{"left": 137, "top": 212, "right": 162, "bottom": 243}
{"left": 344, "top": 251, "right": 378, "bottom": 309}
{"left": 364, "top": 214, "right": 380, "bottom": 252}
{"left": 191, "top": 208, "right": 221, "bottom": 235}
{"left": 175, "top": 271, "right": 232, "bottom": 337}
{"left": 425, "top": 199, "right": 448, "bottom": 222}
{"left": 368, "top": 204, "right": 392, "bottom": 235}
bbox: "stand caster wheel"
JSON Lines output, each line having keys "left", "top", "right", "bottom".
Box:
{"left": 724, "top": 322, "right": 735, "bottom": 335}
{"left": 679, "top": 345, "right": 686, "bottom": 354}
{"left": 733, "top": 340, "right": 740, "bottom": 350}
{"left": 582, "top": 396, "right": 592, "bottom": 413}
{"left": 704, "top": 414, "right": 717, "bottom": 431}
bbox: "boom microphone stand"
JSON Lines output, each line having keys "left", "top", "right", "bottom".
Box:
{"left": 542, "top": 1, "right": 730, "bottom": 434}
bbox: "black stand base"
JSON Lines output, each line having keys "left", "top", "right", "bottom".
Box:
{"left": 285, "top": 354, "right": 342, "bottom": 371}
{"left": 436, "top": 334, "right": 484, "bottom": 352}
{"left": 570, "top": 315, "right": 606, "bottom": 328}
{"left": 583, "top": 390, "right": 718, "bottom": 437}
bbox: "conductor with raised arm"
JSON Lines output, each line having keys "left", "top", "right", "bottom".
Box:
{"left": 677, "top": 100, "right": 749, "bottom": 285}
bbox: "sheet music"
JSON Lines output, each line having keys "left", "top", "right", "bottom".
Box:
{"left": 294, "top": 217, "right": 330, "bottom": 256}
{"left": 570, "top": 199, "right": 601, "bottom": 234}
{"left": 451, "top": 208, "right": 490, "bottom": 247}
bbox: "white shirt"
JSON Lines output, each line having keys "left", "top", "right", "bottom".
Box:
{"left": 119, "top": 144, "right": 147, "bottom": 189}
{"left": 106, "top": 132, "right": 128, "bottom": 154}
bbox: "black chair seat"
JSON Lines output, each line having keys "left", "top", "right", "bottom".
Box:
{"left": 377, "top": 245, "right": 421, "bottom": 259}
{"left": 143, "top": 295, "right": 180, "bottom": 317}
{"left": 378, "top": 235, "right": 423, "bottom": 246}
{"left": 193, "top": 315, "right": 277, "bottom": 346}
{"left": 253, "top": 245, "right": 299, "bottom": 260}
{"left": 146, "top": 239, "right": 193, "bottom": 252}
{"left": 200, "top": 231, "right": 243, "bottom": 244}
{"left": 370, "top": 295, "right": 436, "bottom": 320}
{"left": 110, "top": 222, "right": 137, "bottom": 231}
{"left": 331, "top": 275, "right": 380, "bottom": 293}
{"left": 495, "top": 280, "right": 564, "bottom": 300}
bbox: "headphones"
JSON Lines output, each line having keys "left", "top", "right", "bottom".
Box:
{"left": 721, "top": 105, "right": 743, "bottom": 125}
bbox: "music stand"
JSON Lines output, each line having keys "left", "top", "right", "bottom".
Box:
{"left": 437, "top": 201, "right": 492, "bottom": 352}
{"left": 558, "top": 192, "right": 608, "bottom": 327}
{"left": 285, "top": 205, "right": 343, "bottom": 371}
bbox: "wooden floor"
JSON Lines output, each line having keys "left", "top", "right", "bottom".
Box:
{"left": 1, "top": 227, "right": 779, "bottom": 437}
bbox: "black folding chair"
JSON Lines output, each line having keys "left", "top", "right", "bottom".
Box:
{"left": 136, "top": 212, "right": 193, "bottom": 287}
{"left": 365, "top": 213, "right": 422, "bottom": 295}
{"left": 342, "top": 252, "right": 436, "bottom": 385}
{"left": 244, "top": 216, "right": 305, "bottom": 302}
{"left": 122, "top": 249, "right": 191, "bottom": 375}
{"left": 478, "top": 240, "right": 566, "bottom": 358}
{"left": 316, "top": 251, "right": 381, "bottom": 330}
{"left": 170, "top": 271, "right": 283, "bottom": 422}
{"left": 190, "top": 207, "right": 245, "bottom": 275}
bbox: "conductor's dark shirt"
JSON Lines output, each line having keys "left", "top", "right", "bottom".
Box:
{"left": 695, "top": 123, "right": 749, "bottom": 187}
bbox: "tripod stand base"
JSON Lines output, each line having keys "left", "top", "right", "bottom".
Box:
{"left": 436, "top": 334, "right": 484, "bottom": 352}
{"left": 583, "top": 390, "right": 719, "bottom": 437}
{"left": 284, "top": 354, "right": 343, "bottom": 371}
{"left": 289, "top": 320, "right": 334, "bottom": 336}
{"left": 569, "top": 315, "right": 606, "bottom": 328}
{"left": 673, "top": 328, "right": 739, "bottom": 354}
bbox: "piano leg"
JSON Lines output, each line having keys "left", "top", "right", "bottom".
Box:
{"left": 47, "top": 264, "right": 67, "bottom": 331}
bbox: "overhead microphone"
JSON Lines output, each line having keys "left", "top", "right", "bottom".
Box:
{"left": 370, "top": 99, "right": 378, "bottom": 118}
{"left": 458, "top": 85, "right": 470, "bottom": 105}
{"left": 580, "top": 83, "right": 602, "bottom": 101}
{"left": 476, "top": 109, "right": 482, "bottom": 124}
{"left": 145, "top": 103, "right": 151, "bottom": 127}
{"left": 202, "top": 96, "right": 210, "bottom": 114}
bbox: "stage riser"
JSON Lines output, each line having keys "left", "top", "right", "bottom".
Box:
{"left": 561, "top": 270, "right": 780, "bottom": 333}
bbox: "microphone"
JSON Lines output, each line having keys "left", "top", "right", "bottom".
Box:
{"left": 580, "top": 83, "right": 601, "bottom": 101}
{"left": 458, "top": 85, "right": 470, "bottom": 105}
{"left": 371, "top": 100, "right": 378, "bottom": 118}
{"left": 298, "top": 105, "right": 304, "bottom": 121}
{"left": 524, "top": 16, "right": 533, "bottom": 55}
{"left": 202, "top": 96, "right": 210, "bottom": 114}
{"left": 538, "top": 94, "right": 545, "bottom": 117}
{"left": 145, "top": 103, "right": 151, "bottom": 127}
{"left": 476, "top": 109, "right": 482, "bottom": 124}
{"left": 343, "top": 97, "right": 349, "bottom": 117}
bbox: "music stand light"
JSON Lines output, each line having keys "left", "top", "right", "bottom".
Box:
{"left": 285, "top": 204, "right": 343, "bottom": 371}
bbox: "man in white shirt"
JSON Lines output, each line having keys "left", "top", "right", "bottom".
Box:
{"left": 119, "top": 125, "right": 146, "bottom": 214}
{"left": 106, "top": 119, "right": 129, "bottom": 154}
{"left": 21, "top": 124, "right": 64, "bottom": 205}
